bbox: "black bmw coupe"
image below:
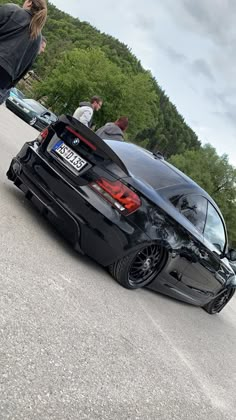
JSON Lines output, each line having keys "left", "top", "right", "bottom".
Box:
{"left": 7, "top": 115, "right": 236, "bottom": 314}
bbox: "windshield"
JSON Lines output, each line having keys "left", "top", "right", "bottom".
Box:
{"left": 12, "top": 88, "right": 25, "bottom": 100}
{"left": 24, "top": 99, "right": 47, "bottom": 114}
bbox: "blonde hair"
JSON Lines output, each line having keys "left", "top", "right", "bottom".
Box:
{"left": 29, "top": 0, "right": 47, "bottom": 39}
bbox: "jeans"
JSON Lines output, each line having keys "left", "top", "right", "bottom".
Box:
{"left": 0, "top": 89, "right": 10, "bottom": 105}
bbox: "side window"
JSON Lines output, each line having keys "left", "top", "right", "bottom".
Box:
{"left": 204, "top": 202, "right": 226, "bottom": 251}
{"left": 175, "top": 194, "right": 207, "bottom": 233}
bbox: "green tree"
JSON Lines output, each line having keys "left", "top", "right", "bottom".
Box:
{"left": 32, "top": 48, "right": 158, "bottom": 138}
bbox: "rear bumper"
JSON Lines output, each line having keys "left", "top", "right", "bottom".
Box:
{"left": 7, "top": 142, "right": 150, "bottom": 266}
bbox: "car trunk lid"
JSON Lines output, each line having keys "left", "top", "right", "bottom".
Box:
{"left": 41, "top": 115, "right": 129, "bottom": 180}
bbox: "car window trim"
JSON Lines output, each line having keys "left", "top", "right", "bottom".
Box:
{"left": 203, "top": 200, "right": 227, "bottom": 253}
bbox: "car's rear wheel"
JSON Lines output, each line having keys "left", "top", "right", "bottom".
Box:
{"left": 109, "top": 244, "right": 166, "bottom": 289}
{"left": 203, "top": 288, "right": 235, "bottom": 314}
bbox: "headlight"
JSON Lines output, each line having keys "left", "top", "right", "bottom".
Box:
{"left": 29, "top": 117, "right": 37, "bottom": 126}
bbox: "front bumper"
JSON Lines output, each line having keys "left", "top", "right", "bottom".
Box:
{"left": 7, "top": 142, "right": 150, "bottom": 266}
{"left": 33, "top": 119, "right": 48, "bottom": 131}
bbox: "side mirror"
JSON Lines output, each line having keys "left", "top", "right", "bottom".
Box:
{"left": 42, "top": 112, "right": 50, "bottom": 118}
{"left": 226, "top": 249, "right": 236, "bottom": 262}
{"left": 153, "top": 151, "right": 164, "bottom": 160}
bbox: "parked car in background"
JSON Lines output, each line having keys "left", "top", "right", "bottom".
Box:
{"left": 7, "top": 115, "right": 236, "bottom": 314}
{"left": 6, "top": 96, "right": 57, "bottom": 131}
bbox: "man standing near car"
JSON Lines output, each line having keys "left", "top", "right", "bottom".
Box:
{"left": 73, "top": 96, "right": 103, "bottom": 128}
{"left": 96, "top": 116, "right": 128, "bottom": 141}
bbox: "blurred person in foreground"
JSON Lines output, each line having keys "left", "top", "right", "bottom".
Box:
{"left": 0, "top": 0, "right": 47, "bottom": 104}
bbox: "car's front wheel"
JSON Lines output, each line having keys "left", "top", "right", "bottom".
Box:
{"left": 109, "top": 244, "right": 166, "bottom": 289}
{"left": 203, "top": 288, "right": 235, "bottom": 314}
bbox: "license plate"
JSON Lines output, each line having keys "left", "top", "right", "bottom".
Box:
{"left": 53, "top": 141, "right": 87, "bottom": 172}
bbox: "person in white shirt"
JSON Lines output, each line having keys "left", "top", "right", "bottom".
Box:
{"left": 73, "top": 95, "right": 103, "bottom": 127}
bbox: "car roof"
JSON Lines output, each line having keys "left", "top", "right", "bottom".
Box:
{"left": 105, "top": 140, "right": 222, "bottom": 213}
{"left": 106, "top": 140, "right": 195, "bottom": 187}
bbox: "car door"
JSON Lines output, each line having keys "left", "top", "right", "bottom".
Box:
{"left": 177, "top": 196, "right": 231, "bottom": 305}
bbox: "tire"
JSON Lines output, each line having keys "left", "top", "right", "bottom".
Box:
{"left": 109, "top": 244, "right": 166, "bottom": 289}
{"left": 203, "top": 288, "right": 235, "bottom": 314}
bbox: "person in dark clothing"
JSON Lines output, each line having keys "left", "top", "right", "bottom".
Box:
{"left": 96, "top": 116, "right": 129, "bottom": 141}
{"left": 0, "top": 34, "right": 47, "bottom": 105}
{"left": 0, "top": 0, "right": 47, "bottom": 94}
{"left": 73, "top": 96, "right": 103, "bottom": 128}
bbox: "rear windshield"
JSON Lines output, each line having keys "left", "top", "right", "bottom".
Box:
{"left": 106, "top": 141, "right": 186, "bottom": 190}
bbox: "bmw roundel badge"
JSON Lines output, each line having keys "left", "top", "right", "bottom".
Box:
{"left": 72, "top": 138, "right": 80, "bottom": 146}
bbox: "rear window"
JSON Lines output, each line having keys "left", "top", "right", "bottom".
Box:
{"left": 106, "top": 141, "right": 185, "bottom": 189}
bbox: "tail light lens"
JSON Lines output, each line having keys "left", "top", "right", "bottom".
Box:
{"left": 90, "top": 178, "right": 141, "bottom": 215}
{"left": 37, "top": 127, "right": 49, "bottom": 144}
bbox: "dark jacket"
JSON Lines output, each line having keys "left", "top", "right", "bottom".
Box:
{"left": 96, "top": 122, "right": 125, "bottom": 141}
{"left": 0, "top": 4, "right": 41, "bottom": 85}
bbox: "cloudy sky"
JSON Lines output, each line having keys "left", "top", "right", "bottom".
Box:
{"left": 52, "top": 0, "right": 236, "bottom": 166}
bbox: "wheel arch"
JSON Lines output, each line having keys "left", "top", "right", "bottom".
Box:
{"left": 109, "top": 241, "right": 169, "bottom": 289}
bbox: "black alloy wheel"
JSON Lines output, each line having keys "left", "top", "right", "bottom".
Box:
{"left": 109, "top": 244, "right": 166, "bottom": 289}
{"left": 204, "top": 288, "right": 235, "bottom": 314}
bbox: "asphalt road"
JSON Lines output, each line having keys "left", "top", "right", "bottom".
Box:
{"left": 0, "top": 105, "right": 236, "bottom": 420}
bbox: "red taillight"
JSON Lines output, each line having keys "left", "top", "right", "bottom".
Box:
{"left": 90, "top": 178, "right": 141, "bottom": 215}
{"left": 37, "top": 127, "right": 49, "bottom": 144}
